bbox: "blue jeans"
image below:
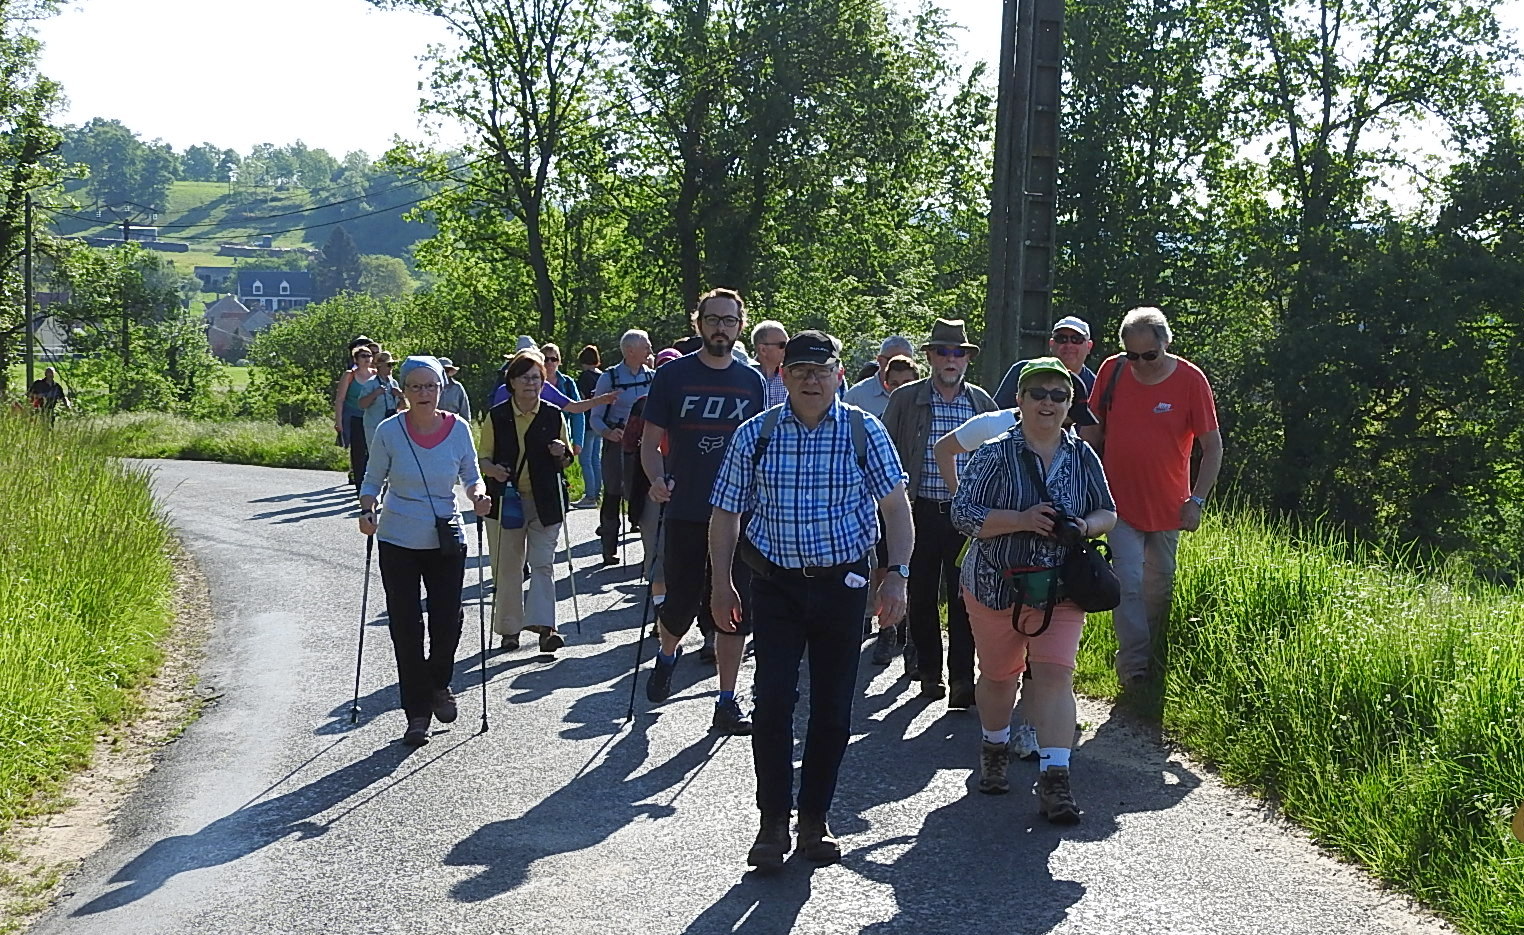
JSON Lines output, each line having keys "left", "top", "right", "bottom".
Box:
{"left": 749, "top": 561, "right": 869, "bottom": 819}
{"left": 578, "top": 434, "right": 602, "bottom": 500}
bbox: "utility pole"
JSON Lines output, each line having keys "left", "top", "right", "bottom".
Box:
{"left": 98, "top": 201, "right": 158, "bottom": 374}
{"left": 984, "top": 0, "right": 1066, "bottom": 369}
{"left": 24, "top": 193, "right": 35, "bottom": 390}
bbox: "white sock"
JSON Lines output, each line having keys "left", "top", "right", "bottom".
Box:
{"left": 1038, "top": 747, "right": 1070, "bottom": 772}
{"left": 982, "top": 726, "right": 1011, "bottom": 745}
{"left": 652, "top": 594, "right": 666, "bottom": 606}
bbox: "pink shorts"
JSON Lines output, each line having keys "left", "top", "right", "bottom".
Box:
{"left": 962, "top": 587, "right": 1085, "bottom": 681}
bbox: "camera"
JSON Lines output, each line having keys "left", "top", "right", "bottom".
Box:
{"left": 1049, "top": 508, "right": 1084, "bottom": 549}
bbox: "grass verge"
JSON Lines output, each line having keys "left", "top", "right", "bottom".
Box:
{"left": 0, "top": 411, "right": 176, "bottom": 830}
{"left": 1075, "top": 511, "right": 1524, "bottom": 934}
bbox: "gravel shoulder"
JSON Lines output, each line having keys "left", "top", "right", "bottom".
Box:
{"left": 29, "top": 459, "right": 1454, "bottom": 935}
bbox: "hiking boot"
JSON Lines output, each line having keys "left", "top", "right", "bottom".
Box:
{"left": 646, "top": 649, "right": 680, "bottom": 703}
{"left": 712, "top": 697, "right": 753, "bottom": 735}
{"left": 538, "top": 629, "right": 565, "bottom": 653}
{"left": 978, "top": 739, "right": 1011, "bottom": 794}
{"left": 902, "top": 638, "right": 919, "bottom": 677}
{"left": 1035, "top": 766, "right": 1081, "bottom": 824}
{"left": 919, "top": 677, "right": 946, "bottom": 701}
{"left": 948, "top": 680, "right": 975, "bottom": 710}
{"left": 602, "top": 553, "right": 619, "bottom": 567}
{"left": 870, "top": 627, "right": 897, "bottom": 665}
{"left": 1011, "top": 722, "right": 1040, "bottom": 761}
{"left": 402, "top": 716, "right": 431, "bottom": 747}
{"left": 431, "top": 688, "right": 458, "bottom": 724}
{"left": 499, "top": 631, "right": 520, "bottom": 652}
{"left": 747, "top": 814, "right": 791, "bottom": 872}
{"left": 698, "top": 632, "right": 717, "bottom": 665}
{"left": 796, "top": 813, "right": 840, "bottom": 864}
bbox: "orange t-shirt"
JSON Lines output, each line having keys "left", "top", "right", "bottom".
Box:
{"left": 1094, "top": 356, "right": 1218, "bottom": 532}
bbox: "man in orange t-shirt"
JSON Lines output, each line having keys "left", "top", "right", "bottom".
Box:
{"left": 1093, "top": 307, "right": 1224, "bottom": 686}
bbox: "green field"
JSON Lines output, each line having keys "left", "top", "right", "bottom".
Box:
{"left": 0, "top": 411, "right": 175, "bottom": 832}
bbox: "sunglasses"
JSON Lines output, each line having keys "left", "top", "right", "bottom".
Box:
{"left": 544, "top": 357, "right": 560, "bottom": 363}
{"left": 1023, "top": 386, "right": 1071, "bottom": 403}
{"left": 354, "top": 352, "right": 374, "bottom": 359}
{"left": 1124, "top": 349, "right": 1161, "bottom": 361}
{"left": 931, "top": 347, "right": 969, "bottom": 358}
{"left": 1051, "top": 333, "right": 1087, "bottom": 345}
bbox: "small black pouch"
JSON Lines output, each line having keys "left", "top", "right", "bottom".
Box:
{"left": 435, "top": 515, "right": 464, "bottom": 554}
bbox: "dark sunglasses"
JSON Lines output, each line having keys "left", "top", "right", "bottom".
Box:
{"left": 1023, "top": 386, "right": 1071, "bottom": 403}
{"left": 931, "top": 347, "right": 969, "bottom": 358}
{"left": 1051, "top": 333, "right": 1087, "bottom": 345}
{"left": 544, "top": 357, "right": 560, "bottom": 363}
{"left": 1124, "top": 349, "right": 1161, "bottom": 361}
{"left": 354, "top": 351, "right": 374, "bottom": 359}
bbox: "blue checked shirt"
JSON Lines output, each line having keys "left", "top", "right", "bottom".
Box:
{"left": 711, "top": 399, "right": 908, "bottom": 569}
{"left": 918, "top": 383, "right": 978, "bottom": 500}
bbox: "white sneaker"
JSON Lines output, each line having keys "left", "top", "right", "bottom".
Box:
{"left": 1011, "top": 722, "right": 1040, "bottom": 761}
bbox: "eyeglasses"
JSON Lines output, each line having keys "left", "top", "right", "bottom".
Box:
{"left": 404, "top": 382, "right": 440, "bottom": 392}
{"left": 786, "top": 364, "right": 836, "bottom": 382}
{"left": 512, "top": 372, "right": 544, "bottom": 384}
{"left": 755, "top": 340, "right": 787, "bottom": 349}
{"left": 1051, "top": 333, "right": 1087, "bottom": 345}
{"left": 1023, "top": 386, "right": 1071, "bottom": 403}
{"left": 931, "top": 347, "right": 969, "bottom": 358}
{"left": 1124, "top": 349, "right": 1161, "bottom": 361}
{"left": 701, "top": 315, "right": 742, "bottom": 328}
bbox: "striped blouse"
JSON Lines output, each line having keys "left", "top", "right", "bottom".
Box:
{"left": 951, "top": 424, "right": 1114, "bottom": 611}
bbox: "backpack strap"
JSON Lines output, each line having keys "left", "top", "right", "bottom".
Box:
{"left": 1096, "top": 354, "right": 1126, "bottom": 423}
{"left": 850, "top": 407, "right": 868, "bottom": 473}
{"left": 751, "top": 404, "right": 868, "bottom": 475}
{"left": 750, "top": 405, "right": 783, "bottom": 471}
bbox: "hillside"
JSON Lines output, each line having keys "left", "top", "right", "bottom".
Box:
{"left": 48, "top": 179, "right": 439, "bottom": 274}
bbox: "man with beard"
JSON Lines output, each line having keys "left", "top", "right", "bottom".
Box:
{"left": 881, "top": 319, "right": 997, "bottom": 709}
{"left": 640, "top": 289, "right": 766, "bottom": 734}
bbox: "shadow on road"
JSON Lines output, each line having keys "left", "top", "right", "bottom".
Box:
{"left": 72, "top": 739, "right": 424, "bottom": 917}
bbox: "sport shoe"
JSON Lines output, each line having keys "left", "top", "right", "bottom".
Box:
{"left": 431, "top": 688, "right": 458, "bottom": 724}
{"left": 498, "top": 631, "right": 520, "bottom": 651}
{"left": 796, "top": 812, "right": 840, "bottom": 864}
{"left": 747, "top": 814, "right": 791, "bottom": 872}
{"left": 698, "top": 633, "right": 717, "bottom": 665}
{"left": 539, "top": 629, "right": 565, "bottom": 653}
{"left": 978, "top": 739, "right": 1011, "bottom": 794}
{"left": 1035, "top": 766, "right": 1081, "bottom": 824}
{"left": 712, "top": 697, "right": 753, "bottom": 735}
{"left": 402, "top": 716, "right": 431, "bottom": 747}
{"left": 948, "top": 680, "right": 975, "bottom": 710}
{"left": 870, "top": 627, "right": 897, "bottom": 665}
{"left": 919, "top": 677, "right": 946, "bottom": 701}
{"left": 1011, "top": 723, "right": 1040, "bottom": 761}
{"left": 646, "top": 649, "right": 680, "bottom": 703}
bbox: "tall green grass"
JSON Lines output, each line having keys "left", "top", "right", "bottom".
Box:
{"left": 1076, "top": 511, "right": 1524, "bottom": 934}
{"left": 0, "top": 412, "right": 176, "bottom": 827}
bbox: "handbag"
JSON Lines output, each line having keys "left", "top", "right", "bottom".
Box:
{"left": 1018, "top": 447, "right": 1121, "bottom": 613}
{"left": 488, "top": 449, "right": 530, "bottom": 530}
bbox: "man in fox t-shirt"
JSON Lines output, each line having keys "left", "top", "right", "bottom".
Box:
{"left": 1093, "top": 307, "right": 1224, "bottom": 686}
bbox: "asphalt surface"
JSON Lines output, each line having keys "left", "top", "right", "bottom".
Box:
{"left": 33, "top": 460, "right": 1453, "bottom": 935}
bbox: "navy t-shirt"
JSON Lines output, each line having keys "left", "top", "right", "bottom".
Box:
{"left": 642, "top": 353, "right": 766, "bottom": 523}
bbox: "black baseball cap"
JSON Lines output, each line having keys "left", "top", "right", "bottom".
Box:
{"left": 783, "top": 330, "right": 841, "bottom": 368}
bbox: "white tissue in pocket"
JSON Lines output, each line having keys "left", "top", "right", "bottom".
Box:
{"left": 844, "top": 572, "right": 868, "bottom": 589}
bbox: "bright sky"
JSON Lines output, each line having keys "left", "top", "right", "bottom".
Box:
{"left": 35, "top": 0, "right": 1001, "bottom": 156}
{"left": 33, "top": 0, "right": 1521, "bottom": 157}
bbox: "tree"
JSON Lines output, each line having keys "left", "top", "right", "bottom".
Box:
{"left": 376, "top": 0, "right": 605, "bottom": 337}
{"left": 314, "top": 224, "right": 363, "bottom": 298}
{"left": 358, "top": 254, "right": 416, "bottom": 297}
{"left": 182, "top": 142, "right": 221, "bottom": 181}
{"left": 62, "top": 118, "right": 178, "bottom": 208}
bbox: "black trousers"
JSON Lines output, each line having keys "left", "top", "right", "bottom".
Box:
{"left": 347, "top": 415, "right": 369, "bottom": 494}
{"left": 750, "top": 561, "right": 868, "bottom": 819}
{"left": 658, "top": 518, "right": 754, "bottom": 639}
{"left": 598, "top": 443, "right": 626, "bottom": 559}
{"left": 378, "top": 540, "right": 465, "bottom": 720}
{"left": 907, "top": 497, "right": 974, "bottom": 686}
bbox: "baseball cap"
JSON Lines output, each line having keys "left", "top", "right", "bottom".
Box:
{"left": 655, "top": 348, "right": 682, "bottom": 366}
{"left": 783, "top": 330, "right": 841, "bottom": 368}
{"left": 1051, "top": 316, "right": 1091, "bottom": 340}
{"left": 1017, "top": 356, "right": 1071, "bottom": 386}
{"left": 437, "top": 357, "right": 459, "bottom": 372}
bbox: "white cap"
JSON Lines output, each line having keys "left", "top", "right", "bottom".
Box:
{"left": 1051, "top": 316, "right": 1091, "bottom": 340}
{"left": 515, "top": 335, "right": 536, "bottom": 352}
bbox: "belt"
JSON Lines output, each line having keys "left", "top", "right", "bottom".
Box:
{"left": 772, "top": 561, "right": 862, "bottom": 579}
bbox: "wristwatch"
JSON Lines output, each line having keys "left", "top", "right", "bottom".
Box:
{"left": 887, "top": 564, "right": 910, "bottom": 578}
{"left": 1187, "top": 495, "right": 1206, "bottom": 508}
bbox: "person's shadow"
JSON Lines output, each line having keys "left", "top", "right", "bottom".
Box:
{"left": 445, "top": 718, "right": 727, "bottom": 902}
{"left": 72, "top": 740, "right": 423, "bottom": 916}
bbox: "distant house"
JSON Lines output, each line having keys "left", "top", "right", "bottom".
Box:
{"left": 204, "top": 294, "right": 280, "bottom": 359}
{"left": 194, "top": 266, "right": 235, "bottom": 291}
{"left": 236, "top": 270, "right": 313, "bottom": 312}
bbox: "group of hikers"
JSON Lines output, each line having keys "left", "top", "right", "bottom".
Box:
{"left": 345, "top": 290, "right": 1222, "bottom": 872}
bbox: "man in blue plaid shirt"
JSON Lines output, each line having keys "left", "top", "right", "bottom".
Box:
{"left": 708, "top": 329, "right": 914, "bottom": 872}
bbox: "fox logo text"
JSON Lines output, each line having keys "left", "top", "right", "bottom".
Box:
{"left": 679, "top": 396, "right": 753, "bottom": 421}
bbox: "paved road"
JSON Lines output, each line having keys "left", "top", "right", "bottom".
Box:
{"left": 34, "top": 460, "right": 1450, "bottom": 935}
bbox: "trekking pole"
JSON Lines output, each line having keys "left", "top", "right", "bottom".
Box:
{"left": 350, "top": 533, "right": 374, "bottom": 724}
{"left": 625, "top": 503, "right": 666, "bottom": 722}
{"left": 561, "top": 479, "right": 582, "bottom": 634}
{"left": 476, "top": 517, "right": 490, "bottom": 735}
